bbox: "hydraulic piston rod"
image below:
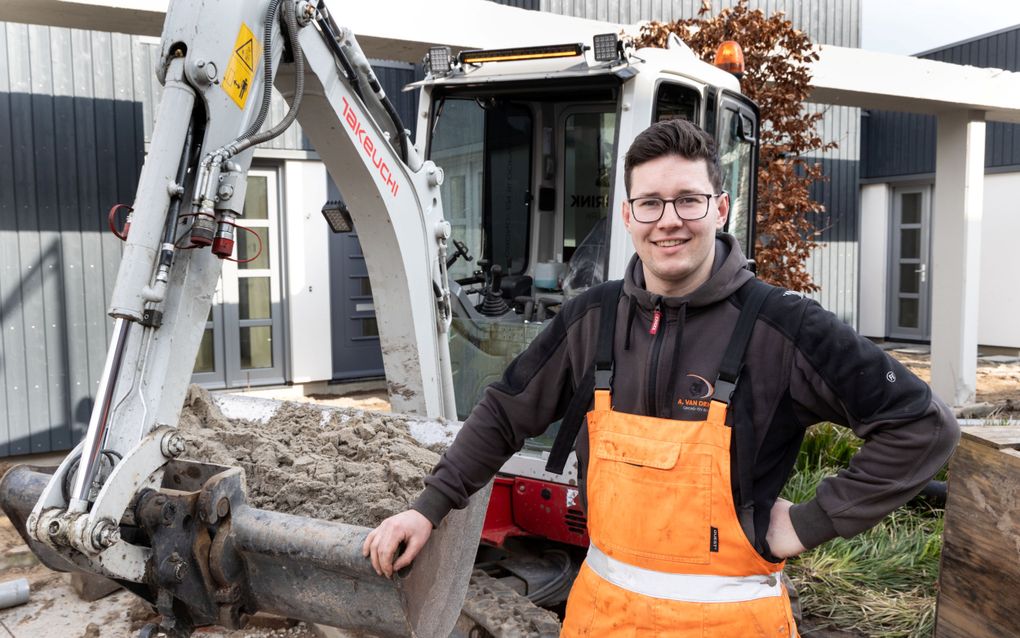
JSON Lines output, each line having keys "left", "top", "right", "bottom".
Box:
{"left": 68, "top": 318, "right": 131, "bottom": 513}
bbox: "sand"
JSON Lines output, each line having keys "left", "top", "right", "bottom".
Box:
{"left": 176, "top": 386, "right": 443, "bottom": 528}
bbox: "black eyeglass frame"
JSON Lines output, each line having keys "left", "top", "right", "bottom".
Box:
{"left": 626, "top": 192, "right": 725, "bottom": 223}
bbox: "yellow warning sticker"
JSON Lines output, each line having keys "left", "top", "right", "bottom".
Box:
{"left": 222, "top": 23, "right": 260, "bottom": 109}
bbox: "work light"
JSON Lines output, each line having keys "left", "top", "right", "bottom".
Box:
{"left": 321, "top": 199, "right": 353, "bottom": 233}
{"left": 426, "top": 46, "right": 453, "bottom": 76}
{"left": 592, "top": 33, "right": 621, "bottom": 62}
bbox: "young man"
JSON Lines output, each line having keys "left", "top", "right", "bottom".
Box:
{"left": 364, "top": 119, "right": 959, "bottom": 635}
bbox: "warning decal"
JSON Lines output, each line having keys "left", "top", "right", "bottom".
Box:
{"left": 222, "top": 23, "right": 260, "bottom": 109}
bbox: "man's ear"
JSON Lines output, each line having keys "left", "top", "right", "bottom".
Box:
{"left": 622, "top": 199, "right": 632, "bottom": 232}
{"left": 715, "top": 192, "right": 730, "bottom": 231}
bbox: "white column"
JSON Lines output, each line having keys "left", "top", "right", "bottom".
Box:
{"left": 283, "top": 160, "right": 332, "bottom": 384}
{"left": 930, "top": 110, "right": 985, "bottom": 406}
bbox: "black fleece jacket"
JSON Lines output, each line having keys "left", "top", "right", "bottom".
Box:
{"left": 413, "top": 234, "right": 959, "bottom": 553}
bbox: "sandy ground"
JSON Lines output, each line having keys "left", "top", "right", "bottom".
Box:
{"left": 889, "top": 348, "right": 1020, "bottom": 417}
{"left": 0, "top": 387, "right": 399, "bottom": 638}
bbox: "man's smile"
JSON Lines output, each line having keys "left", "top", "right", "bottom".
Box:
{"left": 651, "top": 238, "right": 689, "bottom": 247}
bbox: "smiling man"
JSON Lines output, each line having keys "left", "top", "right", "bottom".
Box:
{"left": 364, "top": 119, "right": 959, "bottom": 636}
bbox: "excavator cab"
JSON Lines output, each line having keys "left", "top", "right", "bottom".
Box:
{"left": 422, "top": 39, "right": 760, "bottom": 423}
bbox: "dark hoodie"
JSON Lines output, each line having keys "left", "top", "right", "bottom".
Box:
{"left": 413, "top": 234, "right": 959, "bottom": 554}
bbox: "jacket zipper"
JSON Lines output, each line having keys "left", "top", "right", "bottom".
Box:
{"left": 646, "top": 298, "right": 665, "bottom": 417}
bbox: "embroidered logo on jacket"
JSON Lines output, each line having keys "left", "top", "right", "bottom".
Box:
{"left": 677, "top": 373, "right": 713, "bottom": 419}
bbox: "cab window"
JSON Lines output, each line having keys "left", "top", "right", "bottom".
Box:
{"left": 429, "top": 97, "right": 533, "bottom": 278}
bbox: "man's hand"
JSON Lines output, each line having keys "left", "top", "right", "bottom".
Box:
{"left": 766, "top": 498, "right": 808, "bottom": 560}
{"left": 362, "top": 509, "right": 433, "bottom": 578}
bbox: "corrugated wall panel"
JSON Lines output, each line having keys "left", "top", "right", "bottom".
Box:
{"left": 51, "top": 28, "right": 90, "bottom": 449}
{"left": 8, "top": 23, "right": 47, "bottom": 455}
{"left": 1, "top": 22, "right": 143, "bottom": 456}
{"left": 541, "top": 0, "right": 857, "bottom": 46}
{"left": 0, "top": 23, "right": 16, "bottom": 457}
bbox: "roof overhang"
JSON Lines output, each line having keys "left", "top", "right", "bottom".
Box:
{"left": 4, "top": 1, "right": 1020, "bottom": 124}
{"left": 808, "top": 44, "right": 1020, "bottom": 124}
{"left": 0, "top": 0, "right": 631, "bottom": 64}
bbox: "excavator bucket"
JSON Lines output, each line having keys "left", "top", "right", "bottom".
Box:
{"left": 0, "top": 460, "right": 490, "bottom": 638}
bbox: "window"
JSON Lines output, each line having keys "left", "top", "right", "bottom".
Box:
{"left": 655, "top": 82, "right": 699, "bottom": 123}
{"left": 430, "top": 97, "right": 534, "bottom": 277}
{"left": 563, "top": 111, "right": 616, "bottom": 261}
{"left": 718, "top": 105, "right": 757, "bottom": 258}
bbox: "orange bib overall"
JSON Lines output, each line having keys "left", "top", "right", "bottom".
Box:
{"left": 559, "top": 281, "right": 798, "bottom": 637}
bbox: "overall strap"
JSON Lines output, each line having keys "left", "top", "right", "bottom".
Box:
{"left": 711, "top": 278, "right": 776, "bottom": 540}
{"left": 545, "top": 280, "right": 623, "bottom": 474}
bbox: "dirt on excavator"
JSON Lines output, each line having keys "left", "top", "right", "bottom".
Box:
{"left": 175, "top": 386, "right": 442, "bottom": 528}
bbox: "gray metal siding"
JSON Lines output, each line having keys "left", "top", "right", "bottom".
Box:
{"left": 1, "top": 22, "right": 144, "bottom": 457}
{"left": 541, "top": 0, "right": 859, "bottom": 46}
{"left": 862, "top": 26, "right": 1020, "bottom": 179}
{"left": 490, "top": 0, "right": 541, "bottom": 9}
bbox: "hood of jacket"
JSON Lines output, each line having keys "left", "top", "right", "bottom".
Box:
{"left": 623, "top": 233, "right": 753, "bottom": 310}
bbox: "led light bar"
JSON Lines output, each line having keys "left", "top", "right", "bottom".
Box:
{"left": 459, "top": 43, "right": 584, "bottom": 65}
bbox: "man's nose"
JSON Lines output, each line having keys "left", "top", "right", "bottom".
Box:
{"left": 657, "top": 201, "right": 686, "bottom": 226}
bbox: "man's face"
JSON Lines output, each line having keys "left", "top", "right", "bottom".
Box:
{"left": 622, "top": 154, "right": 729, "bottom": 297}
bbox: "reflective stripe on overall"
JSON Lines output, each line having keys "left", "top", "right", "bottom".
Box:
{"left": 561, "top": 281, "right": 799, "bottom": 637}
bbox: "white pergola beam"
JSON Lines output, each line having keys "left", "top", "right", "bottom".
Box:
{"left": 929, "top": 111, "right": 986, "bottom": 406}
{"left": 808, "top": 45, "right": 1020, "bottom": 124}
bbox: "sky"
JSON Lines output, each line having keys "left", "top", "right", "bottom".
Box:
{"left": 861, "top": 0, "right": 1020, "bottom": 55}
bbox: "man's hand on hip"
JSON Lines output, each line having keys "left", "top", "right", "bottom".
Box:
{"left": 766, "top": 498, "right": 807, "bottom": 559}
{"left": 362, "top": 509, "right": 433, "bottom": 578}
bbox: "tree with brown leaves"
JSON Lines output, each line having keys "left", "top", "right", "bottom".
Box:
{"left": 633, "top": 0, "right": 833, "bottom": 292}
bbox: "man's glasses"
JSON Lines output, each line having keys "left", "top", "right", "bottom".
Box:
{"left": 628, "top": 193, "right": 721, "bottom": 223}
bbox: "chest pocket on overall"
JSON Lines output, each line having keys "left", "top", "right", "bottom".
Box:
{"left": 587, "top": 427, "right": 713, "bottom": 565}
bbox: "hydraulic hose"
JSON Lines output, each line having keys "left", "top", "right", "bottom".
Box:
{"left": 230, "top": 0, "right": 304, "bottom": 155}
{"left": 238, "top": 0, "right": 282, "bottom": 142}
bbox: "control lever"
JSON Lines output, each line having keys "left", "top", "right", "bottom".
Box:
{"left": 446, "top": 239, "right": 473, "bottom": 268}
{"left": 478, "top": 264, "right": 510, "bottom": 316}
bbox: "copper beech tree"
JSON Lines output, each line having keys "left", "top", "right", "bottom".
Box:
{"left": 633, "top": 0, "right": 833, "bottom": 291}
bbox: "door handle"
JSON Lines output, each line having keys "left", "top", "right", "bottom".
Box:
{"left": 915, "top": 264, "right": 927, "bottom": 284}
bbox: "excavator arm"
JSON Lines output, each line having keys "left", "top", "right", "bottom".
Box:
{"left": 0, "top": 1, "right": 487, "bottom": 636}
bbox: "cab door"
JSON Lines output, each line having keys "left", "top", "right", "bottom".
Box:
{"left": 717, "top": 93, "right": 759, "bottom": 261}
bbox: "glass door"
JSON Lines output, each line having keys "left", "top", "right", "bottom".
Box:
{"left": 193, "top": 168, "right": 285, "bottom": 387}
{"left": 888, "top": 186, "right": 931, "bottom": 340}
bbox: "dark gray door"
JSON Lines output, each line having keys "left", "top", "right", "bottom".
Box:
{"left": 327, "top": 180, "right": 384, "bottom": 380}
{"left": 888, "top": 186, "right": 931, "bottom": 340}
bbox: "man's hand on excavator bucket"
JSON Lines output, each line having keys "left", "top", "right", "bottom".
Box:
{"left": 363, "top": 509, "right": 434, "bottom": 578}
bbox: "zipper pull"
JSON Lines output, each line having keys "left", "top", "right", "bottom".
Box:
{"left": 649, "top": 301, "right": 662, "bottom": 335}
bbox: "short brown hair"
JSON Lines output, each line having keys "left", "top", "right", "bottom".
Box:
{"left": 624, "top": 119, "right": 722, "bottom": 195}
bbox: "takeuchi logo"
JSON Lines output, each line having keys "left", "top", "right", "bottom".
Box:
{"left": 340, "top": 96, "right": 399, "bottom": 197}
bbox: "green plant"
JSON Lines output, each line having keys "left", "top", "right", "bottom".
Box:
{"left": 783, "top": 424, "right": 944, "bottom": 638}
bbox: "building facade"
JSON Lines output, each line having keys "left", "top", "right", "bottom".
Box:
{"left": 858, "top": 25, "right": 1020, "bottom": 349}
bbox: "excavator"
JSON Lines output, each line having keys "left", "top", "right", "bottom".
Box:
{"left": 0, "top": 1, "right": 760, "bottom": 636}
